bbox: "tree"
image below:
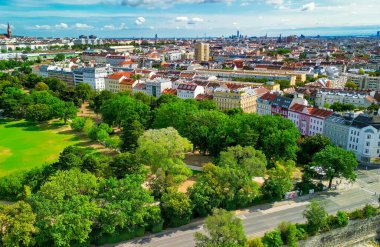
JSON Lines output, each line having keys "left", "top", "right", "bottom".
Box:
{"left": 190, "top": 163, "right": 259, "bottom": 216}
{"left": 194, "top": 208, "right": 247, "bottom": 247}
{"left": 136, "top": 128, "right": 192, "bottom": 197}
{"left": 303, "top": 200, "right": 328, "bottom": 235}
{"left": 100, "top": 94, "right": 151, "bottom": 127}
{"left": 219, "top": 145, "right": 267, "bottom": 177}
{"left": 261, "top": 161, "right": 294, "bottom": 200}
{"left": 34, "top": 82, "right": 49, "bottom": 91}
{"left": 312, "top": 145, "right": 358, "bottom": 188}
{"left": 29, "top": 169, "right": 99, "bottom": 246}
{"left": 109, "top": 152, "right": 144, "bottom": 178}
{"left": 248, "top": 238, "right": 264, "bottom": 247}
{"left": 358, "top": 69, "right": 365, "bottom": 75}
{"left": 121, "top": 120, "right": 145, "bottom": 152}
{"left": 92, "top": 90, "right": 113, "bottom": 113}
{"left": 161, "top": 192, "right": 193, "bottom": 227}
{"left": 26, "top": 103, "right": 51, "bottom": 122}
{"left": 262, "top": 229, "right": 283, "bottom": 247}
{"left": 58, "top": 101, "right": 78, "bottom": 124}
{"left": 298, "top": 134, "right": 332, "bottom": 165}
{"left": 0, "top": 201, "right": 37, "bottom": 247}
{"left": 54, "top": 54, "right": 65, "bottom": 62}
{"left": 94, "top": 175, "right": 161, "bottom": 238}
{"left": 345, "top": 81, "right": 358, "bottom": 90}
{"left": 153, "top": 100, "right": 198, "bottom": 134}
{"left": 75, "top": 82, "right": 93, "bottom": 103}
{"left": 278, "top": 222, "right": 298, "bottom": 247}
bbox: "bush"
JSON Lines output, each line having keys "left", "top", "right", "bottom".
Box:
{"left": 295, "top": 224, "right": 308, "bottom": 240}
{"left": 70, "top": 117, "right": 86, "bottom": 131}
{"left": 336, "top": 211, "right": 349, "bottom": 227}
{"left": 262, "top": 229, "right": 283, "bottom": 247}
{"left": 363, "top": 204, "right": 377, "bottom": 218}
{"left": 248, "top": 237, "right": 264, "bottom": 247}
{"left": 278, "top": 222, "right": 298, "bottom": 247}
{"left": 348, "top": 209, "right": 364, "bottom": 220}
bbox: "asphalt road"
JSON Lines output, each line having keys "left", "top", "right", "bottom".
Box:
{"left": 117, "top": 169, "right": 380, "bottom": 247}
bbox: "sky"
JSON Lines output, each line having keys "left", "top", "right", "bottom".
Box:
{"left": 0, "top": 0, "right": 380, "bottom": 38}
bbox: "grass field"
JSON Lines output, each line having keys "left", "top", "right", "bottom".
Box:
{"left": 0, "top": 119, "right": 81, "bottom": 177}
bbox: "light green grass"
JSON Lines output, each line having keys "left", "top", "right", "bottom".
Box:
{"left": 0, "top": 119, "right": 81, "bottom": 177}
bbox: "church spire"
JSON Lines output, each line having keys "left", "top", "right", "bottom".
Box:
{"left": 7, "top": 22, "right": 12, "bottom": 38}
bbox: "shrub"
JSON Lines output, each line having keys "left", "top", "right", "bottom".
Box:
{"left": 348, "top": 209, "right": 364, "bottom": 220}
{"left": 262, "top": 229, "right": 283, "bottom": 247}
{"left": 336, "top": 211, "right": 349, "bottom": 227}
{"left": 70, "top": 117, "right": 86, "bottom": 131}
{"left": 295, "top": 225, "right": 308, "bottom": 240}
{"left": 278, "top": 222, "right": 298, "bottom": 247}
{"left": 363, "top": 204, "right": 377, "bottom": 218}
{"left": 248, "top": 237, "right": 264, "bottom": 247}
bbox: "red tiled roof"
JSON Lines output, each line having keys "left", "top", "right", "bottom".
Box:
{"left": 120, "top": 78, "right": 136, "bottom": 85}
{"left": 162, "top": 88, "right": 177, "bottom": 95}
{"left": 259, "top": 92, "right": 277, "bottom": 102}
{"left": 290, "top": 103, "right": 308, "bottom": 112}
{"left": 107, "top": 72, "right": 133, "bottom": 80}
{"left": 196, "top": 94, "right": 213, "bottom": 100}
{"left": 308, "top": 108, "right": 333, "bottom": 118}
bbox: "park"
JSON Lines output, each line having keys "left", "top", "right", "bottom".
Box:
{"left": 0, "top": 119, "right": 81, "bottom": 177}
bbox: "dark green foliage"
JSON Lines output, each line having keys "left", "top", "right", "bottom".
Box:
{"left": 194, "top": 208, "right": 247, "bottom": 247}
{"left": 189, "top": 163, "right": 259, "bottom": 216}
{"left": 303, "top": 200, "right": 328, "bottom": 235}
{"left": 312, "top": 145, "right": 358, "bottom": 188}
{"left": 121, "top": 120, "right": 145, "bottom": 152}
{"left": 262, "top": 229, "right": 283, "bottom": 247}
{"left": 363, "top": 204, "right": 377, "bottom": 218}
{"left": 109, "top": 152, "right": 145, "bottom": 179}
{"left": 161, "top": 192, "right": 193, "bottom": 227}
{"left": 278, "top": 222, "right": 298, "bottom": 247}
{"left": 261, "top": 162, "right": 294, "bottom": 201}
{"left": 298, "top": 134, "right": 332, "bottom": 165}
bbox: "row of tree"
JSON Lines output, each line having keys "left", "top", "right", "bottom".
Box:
{"left": 194, "top": 200, "right": 379, "bottom": 247}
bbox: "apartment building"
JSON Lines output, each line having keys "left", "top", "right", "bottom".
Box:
{"left": 194, "top": 43, "right": 210, "bottom": 62}
{"left": 347, "top": 74, "right": 380, "bottom": 91}
{"left": 323, "top": 113, "right": 355, "bottom": 148}
{"left": 194, "top": 69, "right": 297, "bottom": 86}
{"left": 73, "top": 67, "right": 108, "bottom": 91}
{"left": 213, "top": 86, "right": 262, "bottom": 113}
{"left": 315, "top": 90, "right": 376, "bottom": 108}
{"left": 104, "top": 72, "right": 133, "bottom": 93}
{"left": 288, "top": 104, "right": 333, "bottom": 137}
{"left": 347, "top": 114, "right": 380, "bottom": 164}
{"left": 145, "top": 78, "right": 172, "bottom": 98}
{"left": 176, "top": 83, "right": 205, "bottom": 99}
{"left": 256, "top": 92, "right": 278, "bottom": 115}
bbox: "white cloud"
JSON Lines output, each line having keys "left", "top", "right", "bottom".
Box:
{"left": 0, "top": 24, "right": 7, "bottom": 29}
{"left": 74, "top": 23, "right": 94, "bottom": 29}
{"left": 175, "top": 16, "right": 189, "bottom": 22}
{"left": 265, "top": 0, "right": 284, "bottom": 8}
{"left": 135, "top": 17, "right": 145, "bottom": 25}
{"left": 191, "top": 17, "right": 204, "bottom": 22}
{"left": 55, "top": 23, "right": 69, "bottom": 29}
{"left": 301, "top": 2, "right": 315, "bottom": 11}
{"left": 33, "top": 25, "right": 51, "bottom": 30}
{"left": 102, "top": 22, "right": 128, "bottom": 30}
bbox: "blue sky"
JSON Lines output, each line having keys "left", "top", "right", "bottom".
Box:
{"left": 0, "top": 0, "right": 380, "bottom": 38}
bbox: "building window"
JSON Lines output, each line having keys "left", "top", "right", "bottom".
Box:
{"left": 366, "top": 142, "right": 370, "bottom": 147}
{"left": 367, "top": 134, "right": 371, "bottom": 139}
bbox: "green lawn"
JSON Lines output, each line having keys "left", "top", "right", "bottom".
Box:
{"left": 0, "top": 119, "right": 81, "bottom": 177}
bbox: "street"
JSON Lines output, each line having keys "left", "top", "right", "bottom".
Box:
{"left": 116, "top": 168, "right": 380, "bottom": 247}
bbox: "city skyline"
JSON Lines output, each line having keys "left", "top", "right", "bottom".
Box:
{"left": 1, "top": 0, "right": 380, "bottom": 38}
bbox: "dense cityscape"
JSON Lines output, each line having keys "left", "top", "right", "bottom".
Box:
{"left": 1, "top": 1, "right": 380, "bottom": 246}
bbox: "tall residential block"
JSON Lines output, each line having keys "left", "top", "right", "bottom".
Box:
{"left": 194, "top": 43, "right": 210, "bottom": 62}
